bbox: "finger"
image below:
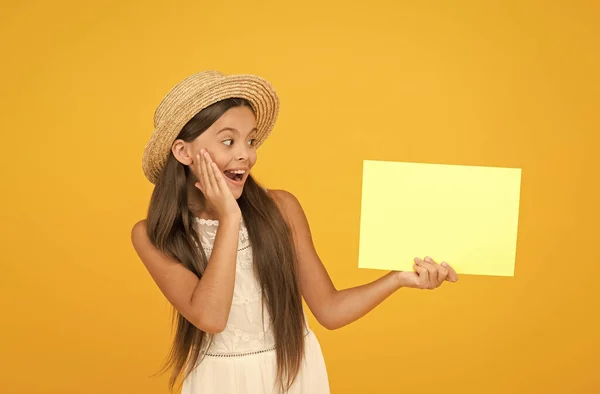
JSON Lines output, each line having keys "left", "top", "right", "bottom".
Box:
{"left": 200, "top": 151, "right": 212, "bottom": 194}
{"left": 212, "top": 161, "right": 231, "bottom": 193}
{"left": 203, "top": 151, "right": 218, "bottom": 192}
{"left": 437, "top": 265, "right": 448, "bottom": 284}
{"left": 422, "top": 257, "right": 438, "bottom": 289}
{"left": 206, "top": 154, "right": 221, "bottom": 193}
{"left": 441, "top": 262, "right": 459, "bottom": 282}
{"left": 425, "top": 256, "right": 448, "bottom": 285}
{"left": 194, "top": 153, "right": 205, "bottom": 192}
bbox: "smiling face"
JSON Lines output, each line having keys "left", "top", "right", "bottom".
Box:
{"left": 176, "top": 105, "right": 258, "bottom": 199}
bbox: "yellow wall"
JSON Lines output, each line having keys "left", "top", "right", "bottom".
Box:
{"left": 1, "top": 1, "right": 599, "bottom": 393}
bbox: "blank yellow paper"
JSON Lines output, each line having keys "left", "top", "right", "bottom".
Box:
{"left": 358, "top": 160, "right": 522, "bottom": 276}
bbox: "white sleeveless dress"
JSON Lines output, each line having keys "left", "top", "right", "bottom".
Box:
{"left": 181, "top": 217, "right": 330, "bottom": 394}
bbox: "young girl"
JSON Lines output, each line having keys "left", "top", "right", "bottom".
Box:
{"left": 131, "top": 70, "right": 458, "bottom": 394}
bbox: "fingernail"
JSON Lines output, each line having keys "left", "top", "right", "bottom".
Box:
{"left": 414, "top": 257, "right": 420, "bottom": 263}
{"left": 441, "top": 262, "right": 447, "bottom": 267}
{"left": 425, "top": 256, "right": 431, "bottom": 262}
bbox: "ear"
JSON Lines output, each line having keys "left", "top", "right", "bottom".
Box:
{"left": 171, "top": 139, "right": 193, "bottom": 166}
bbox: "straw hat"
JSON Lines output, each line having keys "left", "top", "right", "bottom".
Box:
{"left": 142, "top": 70, "right": 279, "bottom": 184}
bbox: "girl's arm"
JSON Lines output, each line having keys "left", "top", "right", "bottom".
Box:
{"left": 270, "top": 189, "right": 457, "bottom": 330}
{"left": 131, "top": 213, "right": 240, "bottom": 334}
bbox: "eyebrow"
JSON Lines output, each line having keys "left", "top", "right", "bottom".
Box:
{"left": 216, "top": 127, "right": 258, "bottom": 135}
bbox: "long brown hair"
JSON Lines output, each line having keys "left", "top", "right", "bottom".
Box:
{"left": 145, "top": 98, "right": 306, "bottom": 393}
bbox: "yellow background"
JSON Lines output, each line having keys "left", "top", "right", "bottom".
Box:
{"left": 1, "top": 1, "right": 598, "bottom": 393}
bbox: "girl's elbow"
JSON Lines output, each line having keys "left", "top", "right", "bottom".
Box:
{"left": 200, "top": 321, "right": 226, "bottom": 334}
{"left": 313, "top": 296, "right": 341, "bottom": 330}
{"left": 324, "top": 321, "right": 344, "bottom": 330}
{"left": 191, "top": 313, "right": 227, "bottom": 334}
{"left": 317, "top": 314, "right": 341, "bottom": 331}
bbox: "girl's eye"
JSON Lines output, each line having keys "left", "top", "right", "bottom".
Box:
{"left": 222, "top": 139, "right": 233, "bottom": 146}
{"left": 248, "top": 139, "right": 256, "bottom": 146}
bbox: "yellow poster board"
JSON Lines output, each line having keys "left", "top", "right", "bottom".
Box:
{"left": 358, "top": 160, "right": 522, "bottom": 276}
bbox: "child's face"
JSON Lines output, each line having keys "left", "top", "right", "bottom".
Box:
{"left": 188, "top": 105, "right": 258, "bottom": 199}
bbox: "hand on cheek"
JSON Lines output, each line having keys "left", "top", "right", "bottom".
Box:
{"left": 190, "top": 148, "right": 212, "bottom": 177}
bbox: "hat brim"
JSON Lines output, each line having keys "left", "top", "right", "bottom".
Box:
{"left": 142, "top": 72, "right": 279, "bottom": 184}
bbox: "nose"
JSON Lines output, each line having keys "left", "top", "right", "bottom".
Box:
{"left": 234, "top": 142, "right": 250, "bottom": 161}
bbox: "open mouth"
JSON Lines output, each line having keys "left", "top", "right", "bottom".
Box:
{"left": 223, "top": 170, "right": 246, "bottom": 183}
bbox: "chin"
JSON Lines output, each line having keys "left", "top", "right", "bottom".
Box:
{"left": 233, "top": 190, "right": 244, "bottom": 200}
{"left": 226, "top": 183, "right": 244, "bottom": 200}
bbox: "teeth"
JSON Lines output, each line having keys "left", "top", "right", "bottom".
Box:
{"left": 227, "top": 170, "right": 246, "bottom": 174}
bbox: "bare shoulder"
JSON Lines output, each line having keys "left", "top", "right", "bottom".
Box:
{"left": 131, "top": 219, "right": 149, "bottom": 247}
{"left": 131, "top": 219, "right": 147, "bottom": 234}
{"left": 130, "top": 219, "right": 161, "bottom": 264}
{"left": 267, "top": 188, "right": 299, "bottom": 205}
{"left": 266, "top": 188, "right": 312, "bottom": 236}
{"left": 266, "top": 189, "right": 304, "bottom": 219}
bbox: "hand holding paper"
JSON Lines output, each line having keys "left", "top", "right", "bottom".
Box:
{"left": 395, "top": 256, "right": 459, "bottom": 289}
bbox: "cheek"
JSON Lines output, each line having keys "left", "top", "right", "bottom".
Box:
{"left": 249, "top": 151, "right": 258, "bottom": 166}
{"left": 210, "top": 153, "right": 230, "bottom": 171}
{"left": 197, "top": 146, "right": 224, "bottom": 167}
